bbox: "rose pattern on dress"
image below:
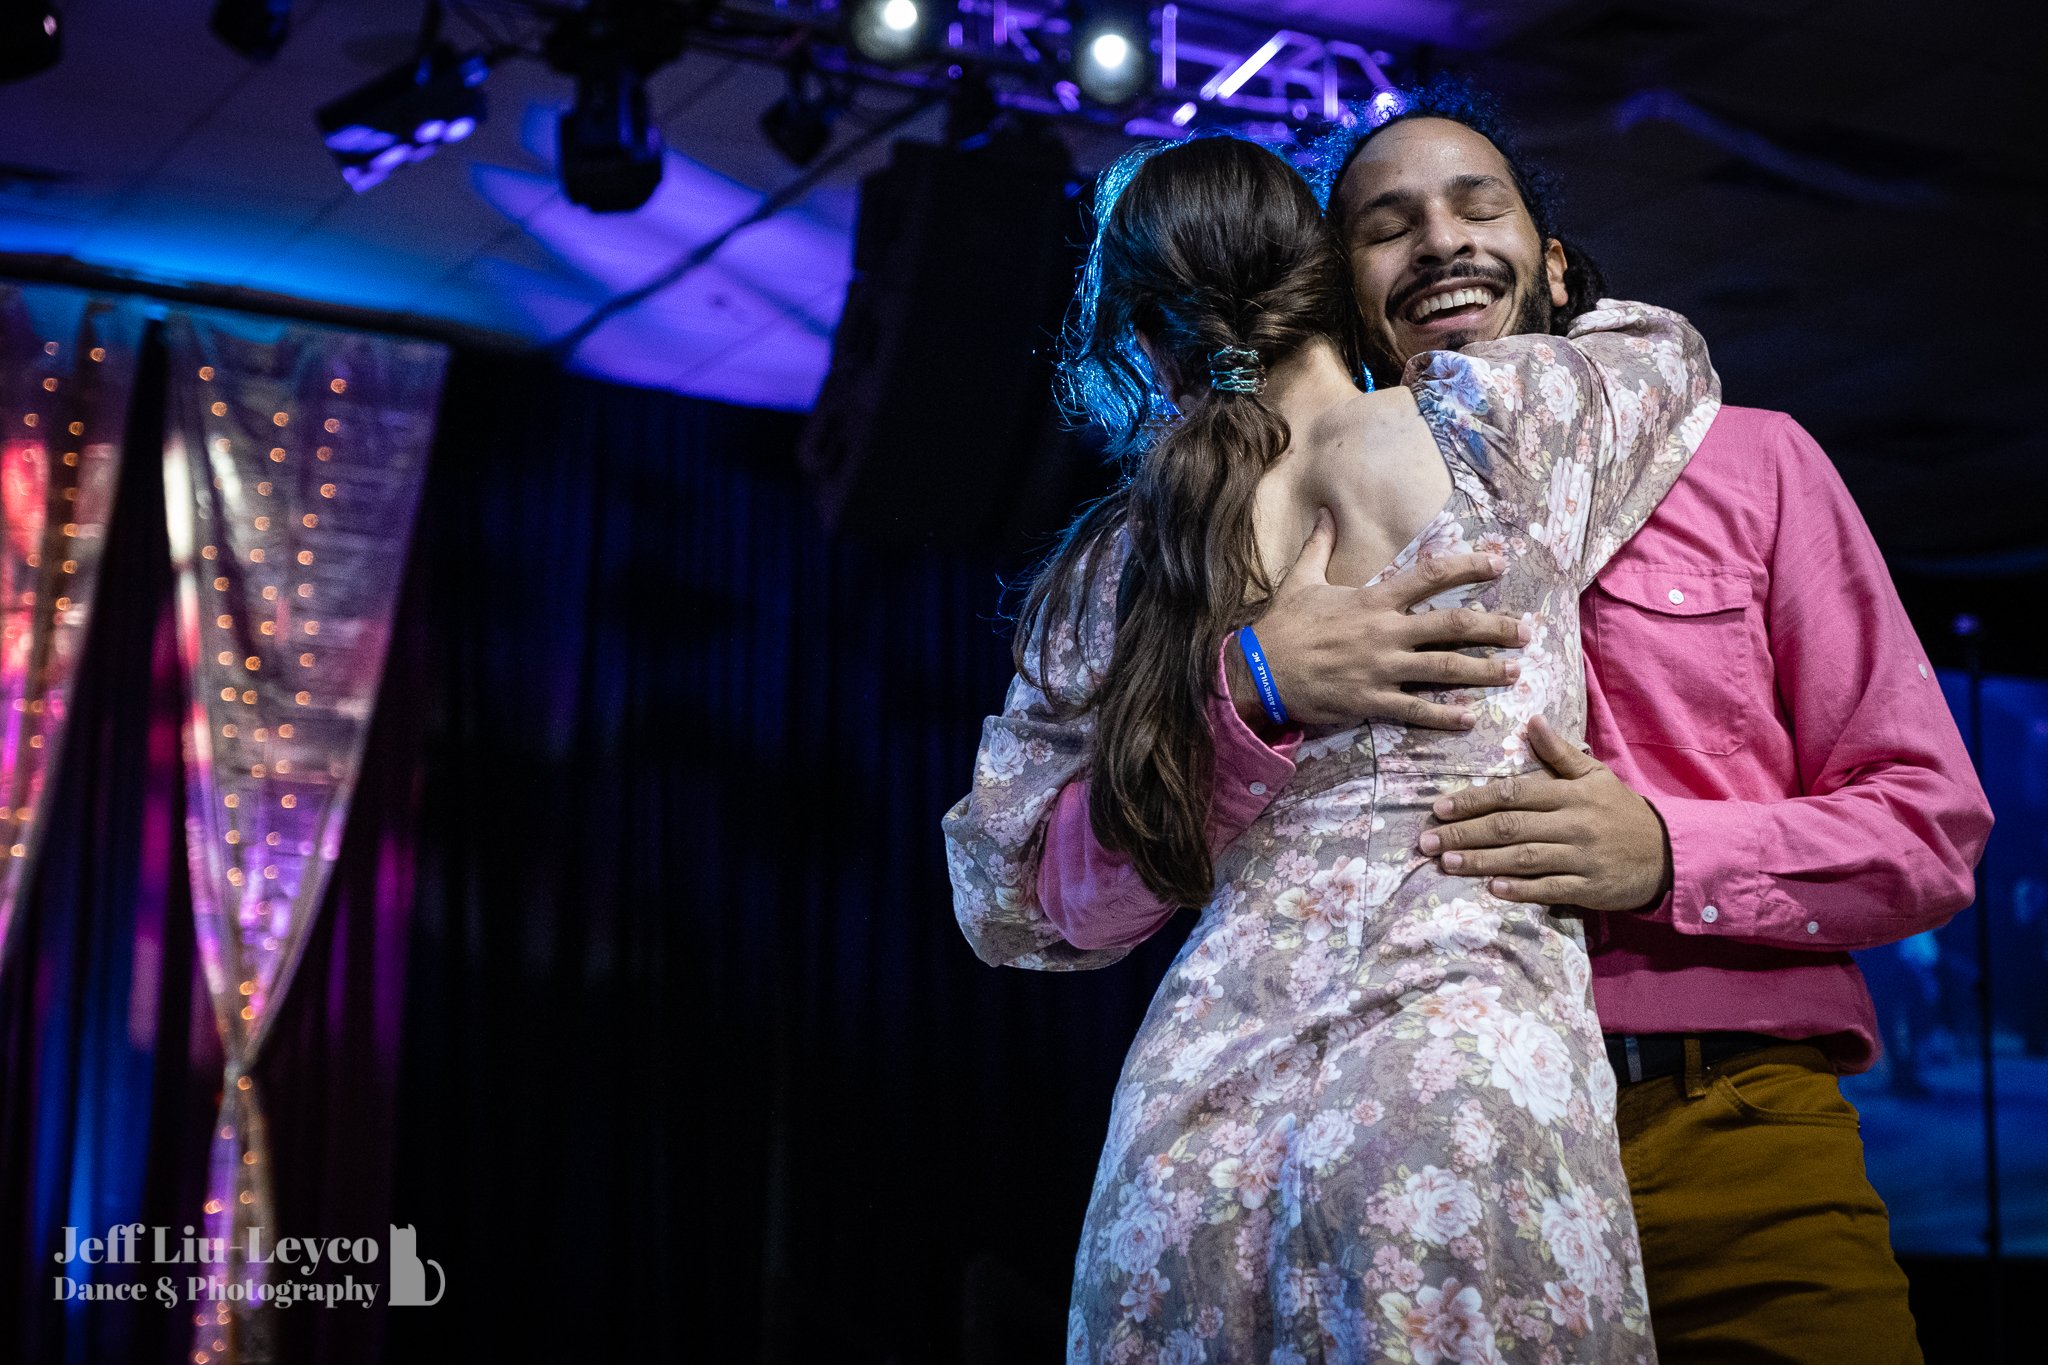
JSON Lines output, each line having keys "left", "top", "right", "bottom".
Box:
{"left": 944, "top": 303, "right": 1719, "bottom": 1363}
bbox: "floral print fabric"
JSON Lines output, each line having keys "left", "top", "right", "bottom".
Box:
{"left": 943, "top": 302, "right": 1720, "bottom": 1364}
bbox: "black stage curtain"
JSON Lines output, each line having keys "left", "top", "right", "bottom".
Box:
{"left": 386, "top": 352, "right": 1171, "bottom": 1363}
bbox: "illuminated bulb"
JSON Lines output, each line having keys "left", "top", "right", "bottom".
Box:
{"left": 882, "top": 0, "right": 917, "bottom": 29}
{"left": 1091, "top": 33, "right": 1130, "bottom": 69}
{"left": 211, "top": 402, "right": 227, "bottom": 416}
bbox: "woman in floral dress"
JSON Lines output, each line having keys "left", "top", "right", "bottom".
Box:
{"left": 942, "top": 137, "right": 1718, "bottom": 1364}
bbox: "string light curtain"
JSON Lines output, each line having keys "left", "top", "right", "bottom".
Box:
{"left": 160, "top": 311, "right": 444, "bottom": 1365}
{"left": 0, "top": 284, "right": 147, "bottom": 970}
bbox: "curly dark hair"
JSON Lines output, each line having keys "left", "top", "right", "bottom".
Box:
{"left": 1307, "top": 77, "right": 1607, "bottom": 349}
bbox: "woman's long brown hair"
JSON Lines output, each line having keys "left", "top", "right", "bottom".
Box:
{"left": 1016, "top": 137, "right": 1366, "bottom": 907}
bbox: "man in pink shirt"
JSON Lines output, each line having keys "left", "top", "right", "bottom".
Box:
{"left": 951, "top": 86, "right": 1991, "bottom": 1361}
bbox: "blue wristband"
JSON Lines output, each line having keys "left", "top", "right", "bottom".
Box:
{"left": 1236, "top": 627, "right": 1289, "bottom": 727}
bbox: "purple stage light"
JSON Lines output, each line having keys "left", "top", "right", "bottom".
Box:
{"left": 1172, "top": 101, "right": 1196, "bottom": 126}
{"left": 324, "top": 125, "right": 397, "bottom": 154}
{"left": 446, "top": 116, "right": 476, "bottom": 143}
{"left": 415, "top": 119, "right": 447, "bottom": 143}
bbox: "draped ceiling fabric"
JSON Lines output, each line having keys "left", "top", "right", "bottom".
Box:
{"left": 160, "top": 313, "right": 443, "bottom": 1365}
{"left": 0, "top": 285, "right": 147, "bottom": 970}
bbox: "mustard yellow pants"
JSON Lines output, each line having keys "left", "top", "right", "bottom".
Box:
{"left": 1615, "top": 1042, "right": 1923, "bottom": 1364}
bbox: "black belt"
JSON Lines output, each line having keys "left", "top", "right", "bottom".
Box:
{"left": 1604, "top": 1031, "right": 1783, "bottom": 1086}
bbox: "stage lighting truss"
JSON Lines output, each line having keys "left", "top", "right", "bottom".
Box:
{"left": 306, "top": 3, "right": 1399, "bottom": 209}
{"left": 699, "top": 3, "right": 1399, "bottom": 138}
{"left": 315, "top": 43, "right": 488, "bottom": 193}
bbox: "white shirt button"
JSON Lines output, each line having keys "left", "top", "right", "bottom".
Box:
{"left": 1248, "top": 781, "right": 1267, "bottom": 796}
{"left": 1806, "top": 920, "right": 1820, "bottom": 934}
{"left": 1667, "top": 587, "right": 1686, "bottom": 605}
{"left": 1701, "top": 904, "right": 1719, "bottom": 923}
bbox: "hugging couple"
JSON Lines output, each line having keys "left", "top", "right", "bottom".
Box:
{"left": 943, "top": 80, "right": 1990, "bottom": 1365}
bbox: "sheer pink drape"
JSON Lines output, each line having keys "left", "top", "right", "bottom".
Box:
{"left": 160, "top": 311, "right": 443, "bottom": 1365}
{"left": 0, "top": 284, "right": 147, "bottom": 970}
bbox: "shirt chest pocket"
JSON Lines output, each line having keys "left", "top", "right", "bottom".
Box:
{"left": 1586, "top": 566, "right": 1756, "bottom": 755}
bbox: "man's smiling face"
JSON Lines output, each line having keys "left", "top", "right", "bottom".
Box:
{"left": 1333, "top": 117, "right": 1569, "bottom": 376}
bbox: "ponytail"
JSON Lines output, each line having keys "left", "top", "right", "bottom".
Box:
{"left": 1018, "top": 136, "right": 1361, "bottom": 905}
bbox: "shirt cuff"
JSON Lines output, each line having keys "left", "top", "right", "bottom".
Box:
{"left": 1646, "top": 793, "right": 1763, "bottom": 935}
{"left": 1206, "top": 636, "right": 1300, "bottom": 844}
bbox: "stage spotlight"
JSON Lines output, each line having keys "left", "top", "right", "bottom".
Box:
{"left": 1070, "top": 3, "right": 1150, "bottom": 106}
{"left": 559, "top": 62, "right": 663, "bottom": 212}
{"left": 209, "top": 0, "right": 292, "bottom": 60}
{"left": 314, "top": 44, "right": 488, "bottom": 193}
{"left": 848, "top": 0, "right": 931, "bottom": 66}
{"left": 761, "top": 68, "right": 836, "bottom": 167}
{"left": 0, "top": 2, "right": 61, "bottom": 82}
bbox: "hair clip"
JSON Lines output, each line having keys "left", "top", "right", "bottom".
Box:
{"left": 1208, "top": 345, "right": 1265, "bottom": 394}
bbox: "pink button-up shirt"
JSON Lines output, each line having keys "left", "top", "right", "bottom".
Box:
{"left": 1038, "top": 405, "right": 1993, "bottom": 1071}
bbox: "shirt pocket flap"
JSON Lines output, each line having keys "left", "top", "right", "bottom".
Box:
{"left": 1595, "top": 567, "right": 1749, "bottom": 617}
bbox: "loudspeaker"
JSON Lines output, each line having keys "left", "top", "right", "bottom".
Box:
{"left": 799, "top": 131, "right": 1099, "bottom": 553}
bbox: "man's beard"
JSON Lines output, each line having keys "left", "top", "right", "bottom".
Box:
{"left": 1363, "top": 273, "right": 1556, "bottom": 387}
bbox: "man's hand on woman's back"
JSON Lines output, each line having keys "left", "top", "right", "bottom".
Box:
{"left": 1227, "top": 508, "right": 1531, "bottom": 730}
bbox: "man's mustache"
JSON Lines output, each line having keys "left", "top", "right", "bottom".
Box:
{"left": 1385, "top": 262, "right": 1517, "bottom": 323}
